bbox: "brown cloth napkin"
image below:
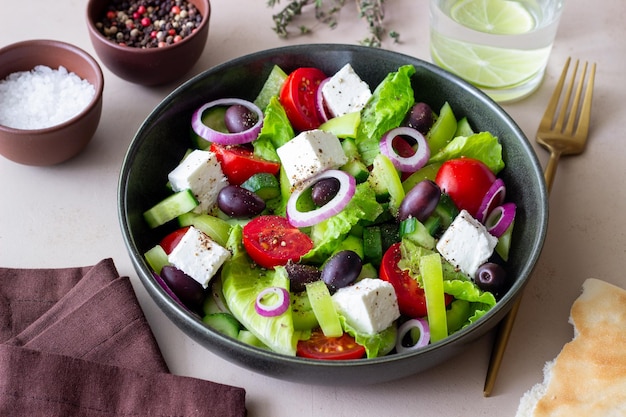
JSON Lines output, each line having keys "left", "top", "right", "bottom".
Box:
{"left": 0, "top": 258, "right": 247, "bottom": 416}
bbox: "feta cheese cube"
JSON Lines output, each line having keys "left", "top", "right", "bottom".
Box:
{"left": 276, "top": 129, "right": 348, "bottom": 188}
{"left": 321, "top": 63, "right": 372, "bottom": 117}
{"left": 436, "top": 209, "right": 498, "bottom": 277}
{"left": 167, "top": 149, "right": 228, "bottom": 213}
{"left": 167, "top": 226, "right": 231, "bottom": 288}
{"left": 332, "top": 278, "right": 400, "bottom": 335}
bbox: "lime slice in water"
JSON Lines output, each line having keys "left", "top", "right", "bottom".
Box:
{"left": 450, "top": 0, "right": 535, "bottom": 34}
{"left": 430, "top": 33, "right": 549, "bottom": 88}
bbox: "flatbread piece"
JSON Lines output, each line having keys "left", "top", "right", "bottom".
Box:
{"left": 516, "top": 278, "right": 626, "bottom": 416}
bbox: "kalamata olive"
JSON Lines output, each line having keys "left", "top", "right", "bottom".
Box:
{"left": 397, "top": 179, "right": 441, "bottom": 222}
{"left": 160, "top": 265, "right": 205, "bottom": 312}
{"left": 311, "top": 177, "right": 341, "bottom": 207}
{"left": 321, "top": 250, "right": 363, "bottom": 292}
{"left": 474, "top": 262, "right": 510, "bottom": 299}
{"left": 285, "top": 262, "right": 322, "bottom": 293}
{"left": 217, "top": 185, "right": 265, "bottom": 218}
{"left": 224, "top": 104, "right": 259, "bottom": 133}
{"left": 404, "top": 102, "right": 434, "bottom": 135}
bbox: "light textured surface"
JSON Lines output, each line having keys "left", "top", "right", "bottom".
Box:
{"left": 1, "top": 0, "right": 623, "bottom": 415}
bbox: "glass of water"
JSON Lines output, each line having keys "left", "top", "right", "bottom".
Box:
{"left": 429, "top": 0, "right": 564, "bottom": 103}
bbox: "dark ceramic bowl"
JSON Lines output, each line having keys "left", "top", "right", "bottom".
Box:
{"left": 86, "top": 0, "right": 210, "bottom": 86}
{"left": 119, "top": 44, "right": 548, "bottom": 385}
{"left": 0, "top": 39, "right": 104, "bottom": 166}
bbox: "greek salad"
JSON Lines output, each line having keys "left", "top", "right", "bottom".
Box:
{"left": 142, "top": 62, "right": 516, "bottom": 360}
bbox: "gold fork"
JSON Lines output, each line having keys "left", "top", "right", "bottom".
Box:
{"left": 483, "top": 57, "right": 597, "bottom": 397}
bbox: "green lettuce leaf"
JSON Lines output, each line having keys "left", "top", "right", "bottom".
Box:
{"left": 340, "top": 317, "right": 398, "bottom": 358}
{"left": 428, "top": 131, "right": 505, "bottom": 174}
{"left": 303, "top": 182, "right": 383, "bottom": 262}
{"left": 253, "top": 96, "right": 294, "bottom": 162}
{"left": 356, "top": 65, "right": 416, "bottom": 166}
{"left": 221, "top": 225, "right": 297, "bottom": 356}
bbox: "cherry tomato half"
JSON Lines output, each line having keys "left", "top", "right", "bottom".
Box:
{"left": 210, "top": 143, "right": 281, "bottom": 186}
{"left": 296, "top": 329, "right": 366, "bottom": 360}
{"left": 160, "top": 226, "right": 190, "bottom": 254}
{"left": 380, "top": 242, "right": 453, "bottom": 318}
{"left": 242, "top": 215, "right": 313, "bottom": 269}
{"left": 279, "top": 67, "right": 327, "bottom": 132}
{"left": 434, "top": 157, "right": 496, "bottom": 217}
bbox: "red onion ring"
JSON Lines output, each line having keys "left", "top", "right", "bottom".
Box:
{"left": 396, "top": 318, "right": 430, "bottom": 353}
{"left": 379, "top": 127, "right": 430, "bottom": 173}
{"left": 485, "top": 202, "right": 516, "bottom": 238}
{"left": 255, "top": 287, "right": 290, "bottom": 317}
{"left": 316, "top": 78, "right": 331, "bottom": 123}
{"left": 191, "top": 98, "right": 263, "bottom": 145}
{"left": 476, "top": 178, "right": 506, "bottom": 222}
{"left": 286, "top": 170, "right": 356, "bottom": 228}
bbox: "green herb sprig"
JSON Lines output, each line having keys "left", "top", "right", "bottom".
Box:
{"left": 268, "top": 0, "right": 399, "bottom": 48}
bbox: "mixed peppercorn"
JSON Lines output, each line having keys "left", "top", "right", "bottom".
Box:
{"left": 96, "top": 0, "right": 203, "bottom": 48}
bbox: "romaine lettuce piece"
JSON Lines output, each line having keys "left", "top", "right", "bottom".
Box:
{"left": 221, "top": 226, "right": 297, "bottom": 356}
{"left": 428, "top": 131, "right": 505, "bottom": 174}
{"left": 339, "top": 316, "right": 398, "bottom": 358}
{"left": 303, "top": 182, "right": 383, "bottom": 262}
{"left": 356, "top": 65, "right": 416, "bottom": 166}
{"left": 253, "top": 96, "right": 294, "bottom": 162}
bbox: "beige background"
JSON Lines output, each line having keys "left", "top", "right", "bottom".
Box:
{"left": 1, "top": 0, "right": 624, "bottom": 415}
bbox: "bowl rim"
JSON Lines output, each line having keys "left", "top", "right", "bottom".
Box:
{"left": 0, "top": 39, "right": 104, "bottom": 134}
{"left": 118, "top": 43, "right": 548, "bottom": 378}
{"left": 85, "top": 0, "right": 211, "bottom": 54}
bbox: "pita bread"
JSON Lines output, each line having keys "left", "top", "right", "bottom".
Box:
{"left": 516, "top": 278, "right": 626, "bottom": 417}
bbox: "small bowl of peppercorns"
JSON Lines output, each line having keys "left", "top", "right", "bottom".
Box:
{"left": 86, "top": 0, "right": 210, "bottom": 86}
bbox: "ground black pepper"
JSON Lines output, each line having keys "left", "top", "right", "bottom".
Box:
{"left": 96, "top": 0, "right": 202, "bottom": 48}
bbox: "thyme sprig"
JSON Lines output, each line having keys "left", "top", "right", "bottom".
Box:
{"left": 268, "top": 0, "right": 399, "bottom": 48}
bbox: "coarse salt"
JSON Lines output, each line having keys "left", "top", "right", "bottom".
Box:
{"left": 0, "top": 65, "right": 95, "bottom": 130}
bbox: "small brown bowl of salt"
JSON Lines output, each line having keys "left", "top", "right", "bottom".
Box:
{"left": 0, "top": 39, "right": 104, "bottom": 166}
{"left": 86, "top": 0, "right": 211, "bottom": 86}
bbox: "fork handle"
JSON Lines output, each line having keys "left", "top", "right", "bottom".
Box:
{"left": 544, "top": 150, "right": 562, "bottom": 194}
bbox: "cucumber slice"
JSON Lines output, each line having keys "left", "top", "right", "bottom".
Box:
{"left": 454, "top": 116, "right": 474, "bottom": 137}
{"left": 420, "top": 252, "right": 448, "bottom": 343}
{"left": 363, "top": 226, "right": 383, "bottom": 266}
{"left": 178, "top": 211, "right": 232, "bottom": 247}
{"left": 402, "top": 162, "right": 442, "bottom": 193}
{"left": 237, "top": 329, "right": 268, "bottom": 349}
{"left": 431, "top": 192, "right": 460, "bottom": 230}
{"left": 446, "top": 299, "right": 471, "bottom": 333}
{"left": 203, "top": 276, "right": 231, "bottom": 315}
{"left": 331, "top": 234, "right": 364, "bottom": 260}
{"left": 380, "top": 223, "right": 400, "bottom": 253}
{"left": 203, "top": 312, "right": 242, "bottom": 339}
{"left": 368, "top": 153, "right": 405, "bottom": 214}
{"left": 357, "top": 262, "right": 378, "bottom": 280}
{"left": 240, "top": 172, "right": 281, "bottom": 201}
{"left": 144, "top": 244, "right": 169, "bottom": 274}
{"left": 319, "top": 111, "right": 361, "bottom": 139}
{"left": 291, "top": 291, "right": 318, "bottom": 331}
{"left": 340, "top": 138, "right": 369, "bottom": 183}
{"left": 306, "top": 280, "right": 343, "bottom": 337}
{"left": 341, "top": 159, "right": 370, "bottom": 183}
{"left": 254, "top": 65, "right": 288, "bottom": 110}
{"left": 399, "top": 217, "right": 436, "bottom": 250}
{"left": 143, "top": 189, "right": 198, "bottom": 228}
{"left": 426, "top": 102, "right": 457, "bottom": 154}
{"left": 495, "top": 220, "right": 514, "bottom": 261}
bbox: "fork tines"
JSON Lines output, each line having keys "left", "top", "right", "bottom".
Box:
{"left": 544, "top": 57, "right": 597, "bottom": 138}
